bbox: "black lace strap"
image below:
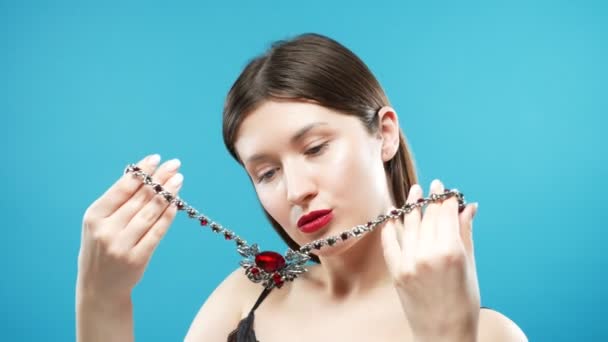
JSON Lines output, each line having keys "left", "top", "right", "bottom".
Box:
{"left": 251, "top": 287, "right": 273, "bottom": 312}
{"left": 226, "top": 287, "right": 274, "bottom": 342}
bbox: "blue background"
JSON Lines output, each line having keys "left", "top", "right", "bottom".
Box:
{"left": 2, "top": 0, "right": 606, "bottom": 341}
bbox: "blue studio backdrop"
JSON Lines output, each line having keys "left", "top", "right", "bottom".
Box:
{"left": 1, "top": 1, "right": 606, "bottom": 341}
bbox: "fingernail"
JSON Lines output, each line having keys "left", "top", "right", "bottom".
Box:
{"left": 165, "top": 158, "right": 181, "bottom": 171}
{"left": 170, "top": 173, "right": 183, "bottom": 186}
{"left": 431, "top": 179, "right": 442, "bottom": 189}
{"left": 147, "top": 154, "right": 161, "bottom": 166}
{"left": 472, "top": 203, "right": 479, "bottom": 217}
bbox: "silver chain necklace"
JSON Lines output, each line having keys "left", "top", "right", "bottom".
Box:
{"left": 124, "top": 164, "right": 467, "bottom": 290}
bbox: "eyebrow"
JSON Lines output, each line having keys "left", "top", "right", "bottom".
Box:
{"left": 245, "top": 122, "right": 329, "bottom": 164}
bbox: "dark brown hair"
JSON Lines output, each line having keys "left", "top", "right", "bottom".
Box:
{"left": 222, "top": 33, "right": 418, "bottom": 263}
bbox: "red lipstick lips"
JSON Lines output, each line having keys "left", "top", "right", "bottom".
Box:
{"left": 297, "top": 209, "right": 333, "bottom": 233}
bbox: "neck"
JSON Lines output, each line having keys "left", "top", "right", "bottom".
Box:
{"left": 312, "top": 219, "right": 402, "bottom": 299}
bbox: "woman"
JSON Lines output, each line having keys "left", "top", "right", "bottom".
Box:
{"left": 77, "top": 33, "right": 527, "bottom": 341}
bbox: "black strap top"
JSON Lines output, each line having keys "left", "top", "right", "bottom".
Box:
{"left": 227, "top": 287, "right": 273, "bottom": 342}
{"left": 227, "top": 287, "right": 491, "bottom": 342}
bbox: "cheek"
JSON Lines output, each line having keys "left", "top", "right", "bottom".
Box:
{"left": 325, "top": 140, "right": 386, "bottom": 212}
{"left": 256, "top": 184, "right": 291, "bottom": 226}
{"left": 323, "top": 141, "right": 376, "bottom": 197}
{"left": 257, "top": 187, "right": 279, "bottom": 212}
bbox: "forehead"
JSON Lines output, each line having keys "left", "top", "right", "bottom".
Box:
{"left": 234, "top": 100, "right": 356, "bottom": 160}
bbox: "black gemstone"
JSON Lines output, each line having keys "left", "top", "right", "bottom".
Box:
{"left": 176, "top": 201, "right": 185, "bottom": 210}
{"left": 327, "top": 238, "right": 337, "bottom": 246}
{"left": 211, "top": 223, "right": 221, "bottom": 232}
{"left": 187, "top": 208, "right": 197, "bottom": 217}
{"left": 153, "top": 184, "right": 163, "bottom": 193}
{"left": 163, "top": 193, "right": 174, "bottom": 202}
{"left": 313, "top": 242, "right": 323, "bottom": 250}
{"left": 340, "top": 232, "right": 349, "bottom": 240}
{"left": 132, "top": 166, "right": 141, "bottom": 172}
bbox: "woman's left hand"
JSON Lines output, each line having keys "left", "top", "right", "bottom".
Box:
{"left": 381, "top": 179, "right": 481, "bottom": 342}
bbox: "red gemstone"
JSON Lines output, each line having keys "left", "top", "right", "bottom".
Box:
{"left": 199, "top": 218, "right": 208, "bottom": 226}
{"left": 250, "top": 267, "right": 260, "bottom": 275}
{"left": 224, "top": 232, "right": 233, "bottom": 240}
{"left": 272, "top": 273, "right": 284, "bottom": 287}
{"left": 255, "top": 251, "right": 286, "bottom": 273}
{"left": 417, "top": 198, "right": 425, "bottom": 203}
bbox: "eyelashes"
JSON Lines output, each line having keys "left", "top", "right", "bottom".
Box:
{"left": 257, "top": 169, "right": 276, "bottom": 183}
{"left": 256, "top": 142, "right": 330, "bottom": 183}
{"left": 304, "top": 141, "right": 329, "bottom": 156}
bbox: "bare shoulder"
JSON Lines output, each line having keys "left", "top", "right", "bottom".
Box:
{"left": 478, "top": 307, "right": 528, "bottom": 342}
{"left": 184, "top": 267, "right": 260, "bottom": 342}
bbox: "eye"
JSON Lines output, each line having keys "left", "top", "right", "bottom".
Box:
{"left": 305, "top": 142, "right": 329, "bottom": 156}
{"left": 257, "top": 168, "right": 278, "bottom": 183}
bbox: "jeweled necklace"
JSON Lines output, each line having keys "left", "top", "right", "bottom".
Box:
{"left": 124, "top": 164, "right": 466, "bottom": 290}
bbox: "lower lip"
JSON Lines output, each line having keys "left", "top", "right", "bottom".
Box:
{"left": 298, "top": 212, "right": 333, "bottom": 233}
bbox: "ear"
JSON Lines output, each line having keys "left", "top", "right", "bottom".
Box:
{"left": 377, "top": 106, "right": 400, "bottom": 162}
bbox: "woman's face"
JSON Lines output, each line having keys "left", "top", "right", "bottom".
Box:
{"left": 234, "top": 100, "right": 395, "bottom": 254}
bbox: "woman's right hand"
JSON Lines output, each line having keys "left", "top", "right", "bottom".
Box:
{"left": 77, "top": 154, "right": 183, "bottom": 301}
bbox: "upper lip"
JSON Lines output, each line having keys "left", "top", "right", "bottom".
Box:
{"left": 297, "top": 209, "right": 333, "bottom": 228}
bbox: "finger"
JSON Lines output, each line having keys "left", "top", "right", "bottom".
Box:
{"left": 111, "top": 158, "right": 181, "bottom": 226}
{"left": 130, "top": 180, "right": 182, "bottom": 262}
{"left": 387, "top": 205, "right": 403, "bottom": 246}
{"left": 88, "top": 154, "right": 161, "bottom": 218}
{"left": 401, "top": 184, "right": 423, "bottom": 260}
{"left": 118, "top": 172, "right": 184, "bottom": 251}
{"left": 458, "top": 202, "right": 478, "bottom": 258}
{"left": 419, "top": 179, "right": 444, "bottom": 247}
{"left": 437, "top": 194, "right": 461, "bottom": 249}
{"left": 381, "top": 222, "right": 402, "bottom": 278}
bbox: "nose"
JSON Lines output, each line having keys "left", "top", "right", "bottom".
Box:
{"left": 284, "top": 161, "right": 317, "bottom": 206}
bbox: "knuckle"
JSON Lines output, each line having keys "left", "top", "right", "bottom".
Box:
{"left": 443, "top": 198, "right": 458, "bottom": 210}
{"left": 82, "top": 213, "right": 97, "bottom": 230}
{"left": 161, "top": 205, "right": 178, "bottom": 221}
{"left": 415, "top": 259, "right": 433, "bottom": 274}
{"left": 151, "top": 226, "right": 164, "bottom": 241}
{"left": 125, "top": 254, "right": 144, "bottom": 268}
{"left": 125, "top": 194, "right": 146, "bottom": 212}
{"left": 91, "top": 230, "right": 111, "bottom": 245}
{"left": 138, "top": 204, "right": 163, "bottom": 226}
{"left": 441, "top": 251, "right": 465, "bottom": 268}
{"left": 106, "top": 245, "right": 127, "bottom": 261}
{"left": 117, "top": 182, "right": 136, "bottom": 198}
{"left": 395, "top": 267, "right": 415, "bottom": 285}
{"left": 136, "top": 210, "right": 155, "bottom": 227}
{"left": 152, "top": 193, "right": 169, "bottom": 207}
